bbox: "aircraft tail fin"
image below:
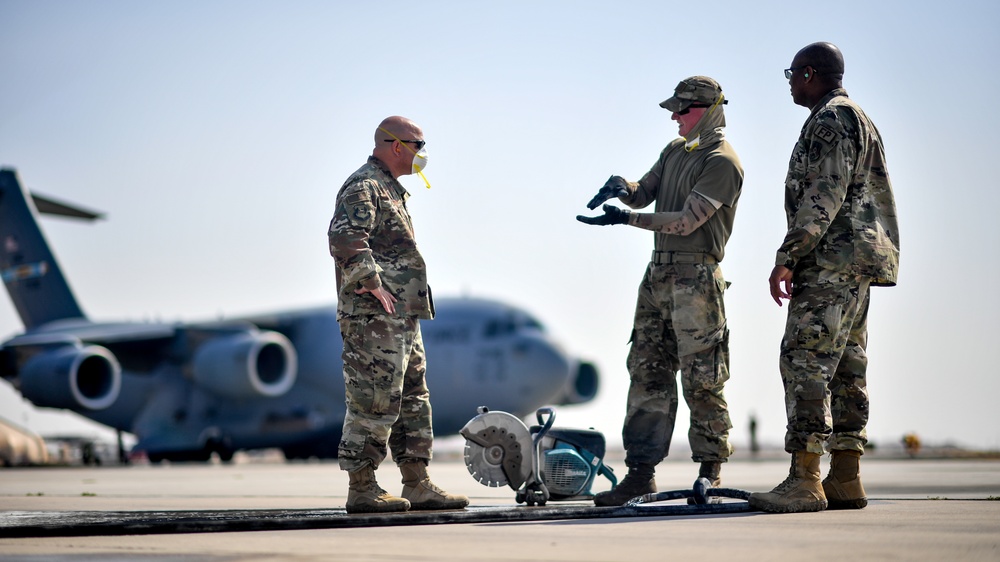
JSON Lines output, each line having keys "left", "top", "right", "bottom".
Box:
{"left": 0, "top": 169, "right": 89, "bottom": 330}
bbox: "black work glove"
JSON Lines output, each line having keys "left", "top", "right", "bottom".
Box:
{"left": 576, "top": 204, "right": 630, "bottom": 226}
{"left": 586, "top": 175, "right": 629, "bottom": 210}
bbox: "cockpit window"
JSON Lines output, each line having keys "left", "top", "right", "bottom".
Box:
{"left": 521, "top": 315, "right": 544, "bottom": 331}
{"left": 484, "top": 318, "right": 515, "bottom": 338}
{"left": 483, "top": 312, "right": 546, "bottom": 338}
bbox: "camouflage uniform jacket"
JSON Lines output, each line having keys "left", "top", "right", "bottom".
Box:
{"left": 328, "top": 156, "right": 434, "bottom": 319}
{"left": 777, "top": 88, "right": 899, "bottom": 286}
{"left": 622, "top": 136, "right": 743, "bottom": 262}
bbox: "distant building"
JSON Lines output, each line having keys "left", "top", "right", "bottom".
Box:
{"left": 0, "top": 416, "right": 49, "bottom": 466}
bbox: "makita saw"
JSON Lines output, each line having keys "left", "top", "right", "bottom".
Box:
{"left": 460, "top": 406, "right": 618, "bottom": 506}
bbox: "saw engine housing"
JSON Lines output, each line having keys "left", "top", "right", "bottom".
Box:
{"left": 461, "top": 406, "right": 617, "bottom": 505}
{"left": 536, "top": 427, "right": 610, "bottom": 499}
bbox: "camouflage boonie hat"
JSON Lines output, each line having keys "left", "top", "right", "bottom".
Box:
{"left": 660, "top": 76, "right": 724, "bottom": 112}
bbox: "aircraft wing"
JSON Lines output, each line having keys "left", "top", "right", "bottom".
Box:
{"left": 1, "top": 317, "right": 274, "bottom": 348}
{"left": 30, "top": 192, "right": 104, "bottom": 221}
{"left": 1, "top": 322, "right": 178, "bottom": 348}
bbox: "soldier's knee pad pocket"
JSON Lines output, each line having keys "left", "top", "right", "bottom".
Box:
{"left": 794, "top": 380, "right": 828, "bottom": 401}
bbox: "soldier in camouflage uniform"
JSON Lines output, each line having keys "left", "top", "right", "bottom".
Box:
{"left": 577, "top": 76, "right": 744, "bottom": 506}
{"left": 749, "top": 43, "right": 899, "bottom": 514}
{"left": 328, "top": 115, "right": 468, "bottom": 514}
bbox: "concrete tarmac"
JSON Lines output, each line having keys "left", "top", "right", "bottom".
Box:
{"left": 1, "top": 453, "right": 999, "bottom": 561}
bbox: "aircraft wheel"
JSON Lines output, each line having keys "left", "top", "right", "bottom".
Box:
{"left": 282, "top": 446, "right": 311, "bottom": 461}
{"left": 160, "top": 449, "right": 211, "bottom": 463}
{"left": 207, "top": 438, "right": 235, "bottom": 463}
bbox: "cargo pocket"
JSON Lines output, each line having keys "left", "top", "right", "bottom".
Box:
{"left": 346, "top": 315, "right": 397, "bottom": 417}
{"left": 713, "top": 327, "right": 731, "bottom": 386}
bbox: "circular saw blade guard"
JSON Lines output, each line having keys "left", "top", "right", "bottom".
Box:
{"left": 459, "top": 409, "right": 532, "bottom": 490}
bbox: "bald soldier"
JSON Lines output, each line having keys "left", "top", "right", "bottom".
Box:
{"left": 578, "top": 76, "right": 744, "bottom": 506}
{"left": 328, "top": 116, "right": 468, "bottom": 514}
{"left": 749, "top": 43, "right": 899, "bottom": 513}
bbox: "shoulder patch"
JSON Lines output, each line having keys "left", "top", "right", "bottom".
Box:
{"left": 815, "top": 126, "right": 836, "bottom": 143}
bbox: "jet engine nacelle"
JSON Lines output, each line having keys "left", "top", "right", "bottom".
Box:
{"left": 554, "top": 360, "right": 600, "bottom": 405}
{"left": 192, "top": 330, "right": 297, "bottom": 399}
{"left": 19, "top": 343, "right": 122, "bottom": 411}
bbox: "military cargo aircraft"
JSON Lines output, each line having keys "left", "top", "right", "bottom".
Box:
{"left": 0, "top": 168, "right": 598, "bottom": 462}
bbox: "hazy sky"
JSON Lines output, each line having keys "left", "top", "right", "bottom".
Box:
{"left": 2, "top": 1, "right": 998, "bottom": 453}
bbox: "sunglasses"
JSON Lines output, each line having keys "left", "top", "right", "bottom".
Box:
{"left": 384, "top": 139, "right": 426, "bottom": 150}
{"left": 677, "top": 103, "right": 712, "bottom": 116}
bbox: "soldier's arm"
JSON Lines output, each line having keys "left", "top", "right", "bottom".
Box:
{"left": 775, "top": 111, "right": 855, "bottom": 268}
{"left": 328, "top": 180, "right": 383, "bottom": 291}
{"left": 620, "top": 144, "right": 676, "bottom": 209}
{"left": 627, "top": 192, "right": 718, "bottom": 235}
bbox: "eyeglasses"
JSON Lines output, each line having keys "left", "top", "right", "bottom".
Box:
{"left": 784, "top": 66, "right": 807, "bottom": 79}
{"left": 384, "top": 139, "right": 426, "bottom": 150}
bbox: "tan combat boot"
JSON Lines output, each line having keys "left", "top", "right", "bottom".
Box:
{"left": 749, "top": 451, "right": 828, "bottom": 513}
{"left": 699, "top": 461, "right": 722, "bottom": 487}
{"left": 346, "top": 463, "right": 410, "bottom": 514}
{"left": 823, "top": 449, "right": 867, "bottom": 509}
{"left": 593, "top": 463, "right": 656, "bottom": 507}
{"left": 399, "top": 459, "right": 469, "bottom": 510}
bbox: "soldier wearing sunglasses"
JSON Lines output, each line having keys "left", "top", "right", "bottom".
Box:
{"left": 577, "top": 76, "right": 744, "bottom": 506}
{"left": 328, "top": 115, "right": 467, "bottom": 514}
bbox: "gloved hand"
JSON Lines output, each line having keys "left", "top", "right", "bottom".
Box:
{"left": 586, "top": 175, "right": 630, "bottom": 210}
{"left": 576, "top": 204, "right": 630, "bottom": 226}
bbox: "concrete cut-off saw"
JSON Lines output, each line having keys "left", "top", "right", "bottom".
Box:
{"left": 460, "top": 406, "right": 618, "bottom": 506}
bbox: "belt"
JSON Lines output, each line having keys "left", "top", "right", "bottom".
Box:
{"left": 651, "top": 250, "right": 717, "bottom": 265}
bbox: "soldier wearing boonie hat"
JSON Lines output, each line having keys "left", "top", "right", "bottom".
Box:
{"left": 576, "top": 76, "right": 744, "bottom": 507}
{"left": 659, "top": 76, "right": 728, "bottom": 113}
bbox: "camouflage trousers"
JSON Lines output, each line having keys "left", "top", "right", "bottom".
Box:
{"left": 780, "top": 264, "right": 871, "bottom": 455}
{"left": 338, "top": 314, "right": 434, "bottom": 471}
{"left": 622, "top": 262, "right": 733, "bottom": 467}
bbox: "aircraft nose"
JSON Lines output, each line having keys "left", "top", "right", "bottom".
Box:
{"left": 510, "top": 336, "right": 572, "bottom": 398}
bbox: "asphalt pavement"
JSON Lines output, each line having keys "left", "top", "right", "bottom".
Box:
{"left": 1, "top": 451, "right": 998, "bottom": 561}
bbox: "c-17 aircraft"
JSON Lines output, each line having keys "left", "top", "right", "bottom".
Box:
{"left": 0, "top": 168, "right": 599, "bottom": 462}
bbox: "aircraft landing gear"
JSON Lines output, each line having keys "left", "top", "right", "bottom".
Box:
{"left": 147, "top": 438, "right": 233, "bottom": 464}
{"left": 148, "top": 449, "right": 211, "bottom": 463}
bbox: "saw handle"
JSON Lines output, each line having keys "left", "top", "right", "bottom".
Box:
{"left": 535, "top": 407, "right": 555, "bottom": 434}
{"left": 519, "top": 407, "right": 555, "bottom": 506}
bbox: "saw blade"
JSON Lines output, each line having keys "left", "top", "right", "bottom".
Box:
{"left": 459, "top": 410, "right": 533, "bottom": 490}
{"left": 464, "top": 441, "right": 511, "bottom": 487}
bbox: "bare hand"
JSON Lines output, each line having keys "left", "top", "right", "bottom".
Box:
{"left": 356, "top": 285, "right": 397, "bottom": 314}
{"left": 769, "top": 265, "right": 793, "bottom": 306}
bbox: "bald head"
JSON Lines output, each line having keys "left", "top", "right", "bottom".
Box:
{"left": 793, "top": 42, "right": 845, "bottom": 88}
{"left": 372, "top": 115, "right": 424, "bottom": 179}
{"left": 374, "top": 116, "right": 420, "bottom": 146}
